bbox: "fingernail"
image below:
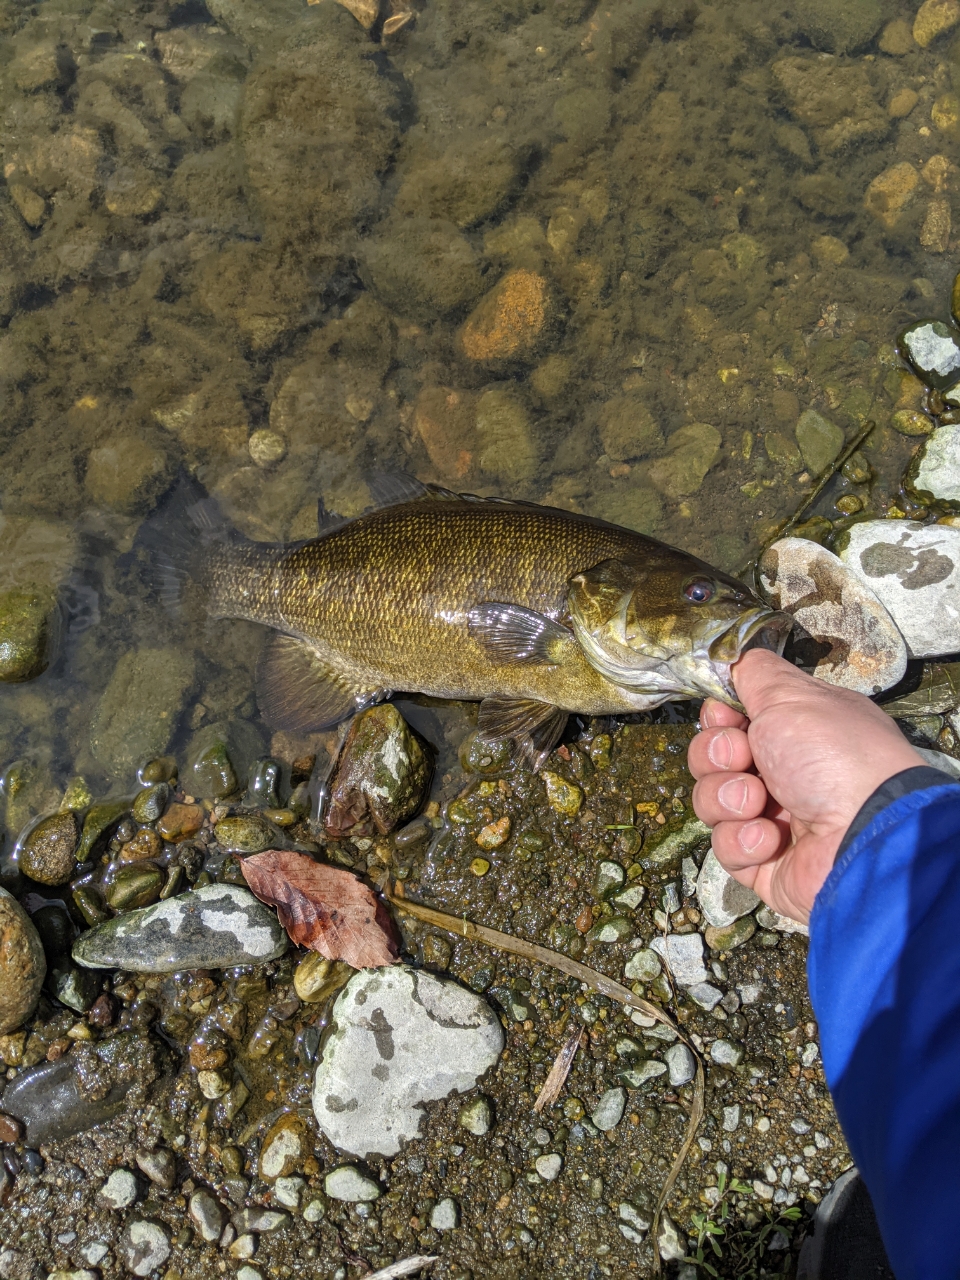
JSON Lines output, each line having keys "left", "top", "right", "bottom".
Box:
{"left": 718, "top": 778, "right": 748, "bottom": 815}
{"left": 707, "top": 730, "right": 733, "bottom": 769}
{"left": 738, "top": 822, "right": 764, "bottom": 853}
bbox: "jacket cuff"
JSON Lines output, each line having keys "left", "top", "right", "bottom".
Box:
{"left": 835, "top": 766, "right": 958, "bottom": 863}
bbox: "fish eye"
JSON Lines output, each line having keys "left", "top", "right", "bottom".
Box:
{"left": 684, "top": 579, "right": 714, "bottom": 604}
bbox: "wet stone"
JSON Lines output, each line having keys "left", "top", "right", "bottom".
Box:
{"left": 704, "top": 917, "right": 757, "bottom": 951}
{"left": 795, "top": 410, "right": 844, "bottom": 476}
{"left": 135, "top": 1149, "right": 175, "bottom": 1189}
{"left": 586, "top": 917, "right": 632, "bottom": 944}
{"left": 189, "top": 1189, "right": 225, "bottom": 1242}
{"left": 837, "top": 520, "right": 960, "bottom": 657}
{"left": 756, "top": 905, "right": 809, "bottom": 935}
{"left": 648, "top": 422, "right": 722, "bottom": 499}
{"left": 623, "top": 948, "right": 662, "bottom": 983}
{"left": 909, "top": 424, "right": 960, "bottom": 507}
{"left": 89, "top": 649, "right": 195, "bottom": 777}
{"left": 99, "top": 1169, "right": 138, "bottom": 1210}
{"left": 540, "top": 771, "right": 582, "bottom": 816}
{"left": 458, "top": 269, "right": 551, "bottom": 365}
{"left": 312, "top": 964, "right": 504, "bottom": 1158}
{"left": 591, "top": 1087, "right": 626, "bottom": 1131}
{"left": 78, "top": 798, "right": 132, "bottom": 861}
{"left": 593, "top": 860, "right": 626, "bottom": 898}
{"left": 759, "top": 538, "right": 907, "bottom": 695}
{"left": 899, "top": 320, "right": 960, "bottom": 389}
{"left": 233, "top": 1208, "right": 289, "bottom": 1233}
{"left": 17, "top": 810, "right": 79, "bottom": 885}
{"left": 0, "top": 887, "right": 46, "bottom": 1034}
{"left": 259, "top": 1113, "right": 309, "bottom": 1181}
{"left": 621, "top": 1060, "right": 668, "bottom": 1088}
{"left": 711, "top": 1039, "right": 745, "bottom": 1067}
{"left": 293, "top": 953, "right": 354, "bottom": 1004}
{"left": 430, "top": 1196, "right": 460, "bottom": 1229}
{"left": 120, "top": 1221, "right": 170, "bottom": 1277}
{"left": 72, "top": 883, "right": 288, "bottom": 973}
{"left": 131, "top": 783, "right": 169, "bottom": 824}
{"left": 0, "top": 587, "right": 59, "bottom": 683}
{"left": 696, "top": 849, "right": 761, "bottom": 928}
{"left": 664, "top": 1043, "right": 696, "bottom": 1087}
{"left": 105, "top": 864, "right": 163, "bottom": 912}
{"left": 650, "top": 933, "right": 709, "bottom": 986}
{"left": 156, "top": 803, "right": 203, "bottom": 842}
{"left": 214, "top": 814, "right": 277, "bottom": 855}
{"left": 458, "top": 1095, "right": 492, "bottom": 1136}
{"left": 324, "top": 1167, "right": 380, "bottom": 1202}
{"left": 687, "top": 982, "right": 723, "bottom": 1011}
{"left": 641, "top": 816, "right": 711, "bottom": 868}
{"left": 325, "top": 705, "right": 431, "bottom": 839}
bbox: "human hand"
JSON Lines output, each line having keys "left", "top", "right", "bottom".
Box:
{"left": 688, "top": 649, "right": 925, "bottom": 923}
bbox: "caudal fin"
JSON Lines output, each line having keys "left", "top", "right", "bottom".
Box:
{"left": 137, "top": 476, "right": 241, "bottom": 618}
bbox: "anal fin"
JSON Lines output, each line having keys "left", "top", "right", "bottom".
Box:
{"left": 478, "top": 695, "right": 568, "bottom": 763}
{"left": 256, "top": 633, "right": 390, "bottom": 734}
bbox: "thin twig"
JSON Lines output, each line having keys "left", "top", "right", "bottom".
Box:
{"left": 779, "top": 418, "right": 877, "bottom": 539}
{"left": 387, "top": 891, "right": 705, "bottom": 1270}
{"left": 534, "top": 1027, "right": 585, "bottom": 1113}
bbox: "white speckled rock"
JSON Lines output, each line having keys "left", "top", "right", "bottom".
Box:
{"left": 696, "top": 848, "right": 761, "bottom": 928}
{"left": 756, "top": 905, "right": 809, "bottom": 936}
{"left": 759, "top": 538, "right": 906, "bottom": 693}
{"left": 664, "top": 1043, "right": 695, "bottom": 1086}
{"left": 910, "top": 423, "right": 960, "bottom": 506}
{"left": 313, "top": 965, "right": 503, "bottom": 1158}
{"left": 72, "top": 884, "right": 288, "bottom": 972}
{"left": 837, "top": 520, "right": 960, "bottom": 658}
{"left": 99, "top": 1168, "right": 138, "bottom": 1210}
{"left": 650, "top": 933, "right": 708, "bottom": 986}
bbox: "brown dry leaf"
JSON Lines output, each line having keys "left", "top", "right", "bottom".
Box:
{"left": 534, "top": 1027, "right": 584, "bottom": 1113}
{"left": 241, "top": 850, "right": 399, "bottom": 968}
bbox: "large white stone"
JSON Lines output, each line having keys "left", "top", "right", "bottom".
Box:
{"left": 912, "top": 424, "right": 960, "bottom": 504}
{"left": 696, "top": 848, "right": 761, "bottom": 928}
{"left": 837, "top": 520, "right": 960, "bottom": 658}
{"left": 312, "top": 965, "right": 503, "bottom": 1158}
{"left": 759, "top": 537, "right": 906, "bottom": 693}
{"left": 650, "top": 932, "right": 708, "bottom": 985}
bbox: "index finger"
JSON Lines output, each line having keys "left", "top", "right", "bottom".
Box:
{"left": 699, "top": 698, "right": 749, "bottom": 731}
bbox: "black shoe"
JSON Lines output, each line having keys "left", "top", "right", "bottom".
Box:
{"left": 797, "top": 1168, "right": 896, "bottom": 1280}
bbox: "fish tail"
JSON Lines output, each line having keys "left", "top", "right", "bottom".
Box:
{"left": 138, "top": 477, "right": 283, "bottom": 623}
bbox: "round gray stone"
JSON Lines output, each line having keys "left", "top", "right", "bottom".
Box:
{"left": 430, "top": 1197, "right": 460, "bottom": 1229}
{"left": 911, "top": 424, "right": 960, "bottom": 505}
{"left": 99, "top": 1169, "right": 137, "bottom": 1210}
{"left": 759, "top": 538, "right": 907, "bottom": 694}
{"left": 696, "top": 849, "right": 761, "bottom": 928}
{"left": 837, "top": 520, "right": 960, "bottom": 658}
{"left": 664, "top": 1043, "right": 696, "bottom": 1087}
{"left": 535, "top": 1154, "right": 562, "bottom": 1182}
{"left": 591, "top": 1087, "right": 626, "bottom": 1131}
{"left": 313, "top": 964, "right": 503, "bottom": 1158}
{"left": 72, "top": 883, "right": 288, "bottom": 973}
{"left": 710, "top": 1039, "right": 744, "bottom": 1067}
{"left": 650, "top": 933, "right": 708, "bottom": 986}
{"left": 324, "top": 1166, "right": 380, "bottom": 1202}
{"left": 623, "top": 948, "right": 662, "bottom": 983}
{"left": 120, "top": 1221, "right": 170, "bottom": 1277}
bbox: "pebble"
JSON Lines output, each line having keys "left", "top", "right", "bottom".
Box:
{"left": 156, "top": 802, "right": 204, "bottom": 842}
{"left": 458, "top": 1095, "right": 492, "bottom": 1136}
{"left": 658, "top": 1211, "right": 686, "bottom": 1262}
{"left": 258, "top": 1113, "right": 310, "bottom": 1181}
{"left": 272, "top": 1176, "right": 304, "bottom": 1210}
{"left": 0, "top": 887, "right": 47, "bottom": 1034}
{"left": 591, "top": 1087, "right": 626, "bottom": 1131}
{"left": 899, "top": 319, "right": 960, "bottom": 388}
{"left": 619, "top": 1202, "right": 651, "bottom": 1243}
{"left": 430, "top": 1197, "right": 460, "bottom": 1229}
{"left": 324, "top": 704, "right": 431, "bottom": 839}
{"left": 324, "top": 1166, "right": 381, "bottom": 1202}
{"left": 214, "top": 814, "right": 277, "bottom": 855}
{"left": 647, "top": 422, "right": 722, "bottom": 499}
{"left": 695, "top": 849, "right": 761, "bottom": 928}
{"left": 621, "top": 1061, "right": 667, "bottom": 1088}
{"left": 710, "top": 1039, "right": 744, "bottom": 1067}
{"left": 458, "top": 269, "right": 550, "bottom": 364}
{"left": 0, "top": 586, "right": 59, "bottom": 682}
{"left": 641, "top": 816, "right": 711, "bottom": 868}
{"left": 664, "top": 1043, "right": 696, "bottom": 1086}
{"left": 704, "top": 917, "right": 757, "bottom": 951}
{"left": 586, "top": 917, "right": 632, "bottom": 944}
{"left": 593, "top": 861, "right": 626, "bottom": 898}
{"left": 650, "top": 933, "right": 709, "bottom": 985}
{"left": 2, "top": 1056, "right": 132, "bottom": 1144}
{"left": 722, "top": 1104, "right": 741, "bottom": 1132}
{"left": 131, "top": 783, "right": 169, "bottom": 824}
{"left": 105, "top": 864, "right": 163, "bottom": 912}
{"left": 687, "top": 982, "right": 723, "bottom": 1011}
{"left": 249, "top": 429, "right": 287, "bottom": 468}
{"left": 534, "top": 1154, "right": 562, "bottom": 1182}
{"left": 756, "top": 905, "right": 809, "bottom": 935}
{"left": 189, "top": 1189, "right": 225, "bottom": 1241}
{"left": 909, "top": 423, "right": 960, "bottom": 506}
{"left": 120, "top": 1221, "right": 170, "bottom": 1277}
{"left": 540, "top": 771, "right": 582, "bottom": 816}
{"left": 838, "top": 519, "right": 960, "bottom": 657}
{"left": 795, "top": 409, "right": 844, "bottom": 476}
{"left": 293, "top": 954, "right": 354, "bottom": 1004}
{"left": 313, "top": 965, "right": 503, "bottom": 1158}
{"left": 135, "top": 1148, "right": 175, "bottom": 1189}
{"left": 302, "top": 1200, "right": 326, "bottom": 1223}
{"left": 623, "top": 949, "right": 662, "bottom": 982}
{"left": 229, "top": 1234, "right": 257, "bottom": 1259}
{"left": 17, "top": 810, "right": 79, "bottom": 885}
{"left": 233, "top": 1208, "right": 289, "bottom": 1233}
{"left": 72, "top": 883, "right": 288, "bottom": 972}
{"left": 864, "top": 162, "right": 920, "bottom": 229}
{"left": 237, "top": 1269, "right": 263, "bottom": 1280}
{"left": 99, "top": 1169, "right": 138, "bottom": 1210}
{"left": 759, "top": 539, "right": 907, "bottom": 695}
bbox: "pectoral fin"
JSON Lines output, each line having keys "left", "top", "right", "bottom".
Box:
{"left": 468, "top": 603, "right": 575, "bottom": 666}
{"left": 257, "top": 633, "right": 390, "bottom": 733}
{"left": 478, "top": 695, "right": 568, "bottom": 758}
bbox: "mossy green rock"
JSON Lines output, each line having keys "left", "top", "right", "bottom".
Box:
{"left": 0, "top": 587, "right": 59, "bottom": 682}
{"left": 325, "top": 704, "right": 431, "bottom": 839}
{"left": 78, "top": 797, "right": 134, "bottom": 861}
{"left": 647, "top": 423, "right": 722, "bottom": 499}
{"left": 18, "top": 810, "right": 79, "bottom": 885}
{"left": 641, "top": 817, "right": 711, "bottom": 869}
{"left": 704, "top": 916, "right": 757, "bottom": 951}
{"left": 795, "top": 410, "right": 844, "bottom": 476}
{"left": 106, "top": 863, "right": 164, "bottom": 912}
{"left": 90, "top": 649, "right": 195, "bottom": 775}
{"left": 214, "top": 813, "right": 277, "bottom": 854}
{"left": 787, "top": 0, "right": 885, "bottom": 52}
{"left": 184, "top": 721, "right": 263, "bottom": 800}
{"left": 363, "top": 216, "right": 484, "bottom": 322}
{"left": 132, "top": 783, "right": 170, "bottom": 824}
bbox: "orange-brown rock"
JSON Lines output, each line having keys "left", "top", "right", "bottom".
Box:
{"left": 0, "top": 888, "right": 46, "bottom": 1035}
{"left": 459, "top": 269, "right": 550, "bottom": 364}
{"left": 120, "top": 828, "right": 163, "bottom": 861}
{"left": 157, "top": 803, "right": 203, "bottom": 842}
{"left": 413, "top": 387, "right": 476, "bottom": 480}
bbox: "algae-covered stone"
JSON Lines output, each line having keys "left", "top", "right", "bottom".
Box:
{"left": 795, "top": 410, "right": 843, "bottom": 476}
{"left": 215, "top": 813, "right": 279, "bottom": 854}
{"left": 475, "top": 387, "right": 539, "bottom": 483}
{"left": 105, "top": 864, "right": 164, "bottom": 912}
{"left": 0, "top": 887, "right": 46, "bottom": 1034}
{"left": 90, "top": 649, "right": 195, "bottom": 775}
{"left": 759, "top": 538, "right": 907, "bottom": 694}
{"left": 597, "top": 395, "right": 664, "bottom": 463}
{"left": 325, "top": 705, "right": 430, "bottom": 839}
{"left": 0, "top": 587, "right": 60, "bottom": 682}
{"left": 459, "top": 269, "right": 552, "bottom": 365}
{"left": 395, "top": 139, "right": 519, "bottom": 228}
{"left": 132, "top": 783, "right": 169, "bottom": 824}
{"left": 836, "top": 519, "right": 960, "bottom": 657}
{"left": 73, "top": 883, "right": 288, "bottom": 972}
{"left": 363, "top": 216, "right": 484, "bottom": 322}
{"left": 787, "top": 0, "right": 884, "bottom": 51}
{"left": 704, "top": 916, "right": 757, "bottom": 951}
{"left": 641, "top": 817, "right": 711, "bottom": 869}
{"left": 313, "top": 965, "right": 503, "bottom": 1158}
{"left": 185, "top": 720, "right": 263, "bottom": 800}
{"left": 864, "top": 163, "right": 920, "bottom": 228}
{"left": 17, "top": 810, "right": 79, "bottom": 885}
{"left": 772, "top": 58, "right": 887, "bottom": 154}
{"left": 899, "top": 320, "right": 960, "bottom": 390}
{"left": 914, "top": 0, "right": 960, "bottom": 47}
{"left": 85, "top": 437, "right": 175, "bottom": 516}
{"left": 540, "top": 771, "right": 582, "bottom": 817}
{"left": 78, "top": 797, "right": 134, "bottom": 861}
{"left": 647, "top": 423, "right": 721, "bottom": 499}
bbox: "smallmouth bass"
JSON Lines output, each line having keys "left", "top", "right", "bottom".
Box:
{"left": 166, "top": 481, "right": 791, "bottom": 753}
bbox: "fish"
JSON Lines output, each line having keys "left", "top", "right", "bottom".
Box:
{"left": 156, "top": 478, "right": 791, "bottom": 756}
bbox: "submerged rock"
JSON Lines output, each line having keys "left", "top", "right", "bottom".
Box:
{"left": 89, "top": 649, "right": 195, "bottom": 776}
{"left": 72, "top": 884, "right": 288, "bottom": 973}
{"left": 0, "top": 887, "right": 46, "bottom": 1033}
{"left": 836, "top": 521, "right": 960, "bottom": 657}
{"left": 759, "top": 538, "right": 907, "bottom": 694}
{"left": 696, "top": 849, "right": 761, "bottom": 928}
{"left": 325, "top": 705, "right": 430, "bottom": 840}
{"left": 458, "top": 269, "right": 552, "bottom": 365}
{"left": 17, "top": 809, "right": 80, "bottom": 885}
{"left": 647, "top": 423, "right": 721, "bottom": 499}
{"left": 0, "top": 587, "right": 60, "bottom": 683}
{"left": 1, "top": 1055, "right": 131, "bottom": 1144}
{"left": 795, "top": 410, "right": 843, "bottom": 476}
{"left": 312, "top": 965, "right": 503, "bottom": 1157}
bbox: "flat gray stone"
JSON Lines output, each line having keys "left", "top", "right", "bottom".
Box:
{"left": 650, "top": 933, "right": 709, "bottom": 986}
{"left": 710, "top": 1038, "right": 744, "bottom": 1067}
{"left": 664, "top": 1043, "right": 696, "bottom": 1086}
{"left": 756, "top": 905, "right": 809, "bottom": 936}
{"left": 687, "top": 982, "right": 723, "bottom": 1011}
{"left": 759, "top": 538, "right": 906, "bottom": 694}
{"left": 324, "top": 1166, "right": 380, "bottom": 1202}
{"left": 837, "top": 520, "right": 960, "bottom": 658}
{"left": 591, "top": 1087, "right": 626, "bottom": 1131}
{"left": 623, "top": 948, "right": 661, "bottom": 983}
{"left": 430, "top": 1197, "right": 460, "bottom": 1229}
{"left": 621, "top": 1060, "right": 667, "bottom": 1088}
{"left": 912, "top": 423, "right": 960, "bottom": 504}
{"left": 696, "top": 849, "right": 761, "bottom": 928}
{"left": 72, "top": 884, "right": 288, "bottom": 973}
{"left": 313, "top": 964, "right": 503, "bottom": 1158}
{"left": 120, "top": 1221, "right": 170, "bottom": 1277}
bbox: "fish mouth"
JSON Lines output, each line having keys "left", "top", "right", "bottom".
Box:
{"left": 702, "top": 608, "right": 793, "bottom": 705}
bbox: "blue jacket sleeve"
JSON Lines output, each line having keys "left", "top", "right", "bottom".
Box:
{"left": 808, "top": 766, "right": 960, "bottom": 1280}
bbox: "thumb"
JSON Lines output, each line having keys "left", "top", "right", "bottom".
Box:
{"left": 731, "top": 648, "right": 819, "bottom": 717}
